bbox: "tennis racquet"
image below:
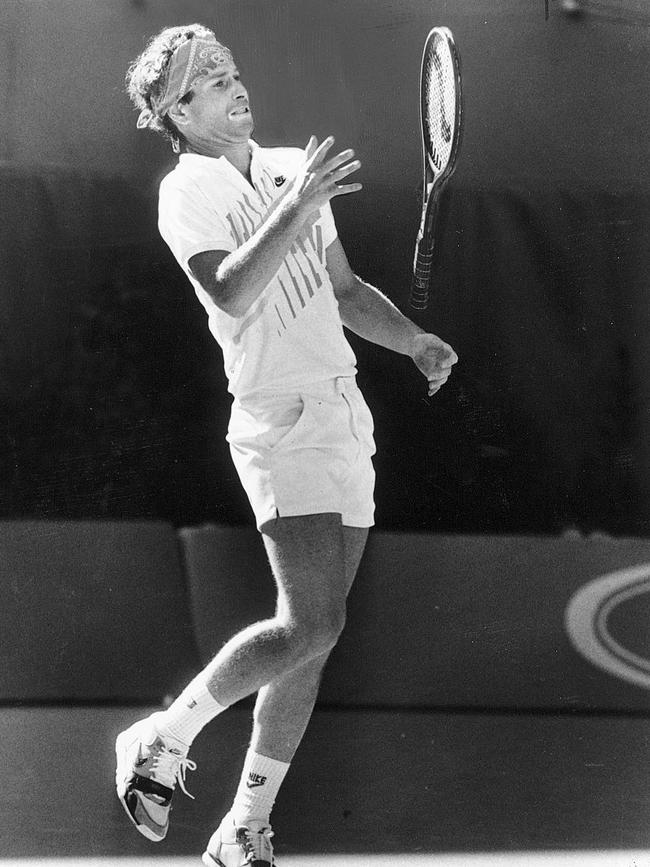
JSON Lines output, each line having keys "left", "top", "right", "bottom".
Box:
{"left": 409, "top": 27, "right": 463, "bottom": 311}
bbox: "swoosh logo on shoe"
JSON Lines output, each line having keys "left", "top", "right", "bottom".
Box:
{"left": 137, "top": 797, "right": 169, "bottom": 827}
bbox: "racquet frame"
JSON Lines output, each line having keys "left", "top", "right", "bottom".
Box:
{"left": 410, "top": 27, "right": 463, "bottom": 311}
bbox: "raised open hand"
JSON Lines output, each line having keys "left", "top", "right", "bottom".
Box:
{"left": 286, "top": 135, "right": 362, "bottom": 216}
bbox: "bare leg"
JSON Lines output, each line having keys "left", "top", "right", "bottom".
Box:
{"left": 251, "top": 523, "right": 369, "bottom": 761}
{"left": 201, "top": 514, "right": 365, "bottom": 709}
{"left": 224, "top": 520, "right": 368, "bottom": 829}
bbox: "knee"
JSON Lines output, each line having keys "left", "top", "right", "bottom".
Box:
{"left": 289, "top": 607, "right": 346, "bottom": 661}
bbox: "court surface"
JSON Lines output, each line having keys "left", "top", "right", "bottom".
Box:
{"left": 1, "top": 706, "right": 649, "bottom": 865}
{"left": 1, "top": 855, "right": 649, "bottom": 867}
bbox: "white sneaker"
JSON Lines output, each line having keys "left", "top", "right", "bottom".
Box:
{"left": 202, "top": 813, "right": 274, "bottom": 866}
{"left": 115, "top": 712, "right": 196, "bottom": 842}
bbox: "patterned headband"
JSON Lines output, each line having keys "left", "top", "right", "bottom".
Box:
{"left": 137, "top": 36, "right": 235, "bottom": 129}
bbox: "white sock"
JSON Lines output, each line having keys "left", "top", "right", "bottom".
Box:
{"left": 155, "top": 678, "right": 227, "bottom": 748}
{"left": 231, "top": 749, "right": 290, "bottom": 826}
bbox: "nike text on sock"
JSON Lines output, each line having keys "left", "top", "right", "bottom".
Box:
{"left": 247, "top": 772, "right": 268, "bottom": 788}
{"left": 231, "top": 749, "right": 290, "bottom": 825}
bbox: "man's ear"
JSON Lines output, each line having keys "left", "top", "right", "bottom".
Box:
{"left": 167, "top": 100, "right": 190, "bottom": 129}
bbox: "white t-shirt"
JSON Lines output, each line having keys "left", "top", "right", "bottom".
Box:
{"left": 158, "top": 140, "right": 358, "bottom": 399}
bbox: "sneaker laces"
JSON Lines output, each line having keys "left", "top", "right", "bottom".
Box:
{"left": 150, "top": 746, "right": 197, "bottom": 799}
{"left": 235, "top": 825, "right": 274, "bottom": 864}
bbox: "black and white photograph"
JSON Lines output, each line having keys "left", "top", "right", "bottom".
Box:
{"left": 1, "top": 1, "right": 649, "bottom": 865}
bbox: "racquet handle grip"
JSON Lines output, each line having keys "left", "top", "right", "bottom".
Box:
{"left": 409, "top": 249, "right": 434, "bottom": 310}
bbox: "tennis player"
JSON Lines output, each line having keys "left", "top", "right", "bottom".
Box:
{"left": 118, "top": 23, "right": 457, "bottom": 867}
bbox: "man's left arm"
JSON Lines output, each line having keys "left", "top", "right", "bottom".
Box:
{"left": 327, "top": 237, "right": 458, "bottom": 396}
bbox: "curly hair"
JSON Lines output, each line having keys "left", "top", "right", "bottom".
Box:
{"left": 125, "top": 23, "right": 216, "bottom": 146}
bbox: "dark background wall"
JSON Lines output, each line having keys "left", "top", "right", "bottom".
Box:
{"left": 2, "top": 1, "right": 648, "bottom": 190}
{"left": 1, "top": 0, "right": 648, "bottom": 533}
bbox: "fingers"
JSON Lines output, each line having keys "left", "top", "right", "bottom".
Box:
{"left": 427, "top": 374, "right": 450, "bottom": 396}
{"left": 433, "top": 342, "right": 458, "bottom": 369}
{"left": 304, "top": 135, "right": 322, "bottom": 163}
{"left": 428, "top": 369, "right": 451, "bottom": 387}
{"left": 428, "top": 368, "right": 452, "bottom": 383}
{"left": 330, "top": 155, "right": 361, "bottom": 181}
{"left": 306, "top": 135, "right": 336, "bottom": 169}
{"left": 330, "top": 181, "right": 363, "bottom": 198}
{"left": 306, "top": 137, "right": 360, "bottom": 177}
{"left": 420, "top": 341, "right": 457, "bottom": 397}
{"left": 302, "top": 135, "right": 363, "bottom": 200}
{"left": 328, "top": 158, "right": 363, "bottom": 197}
{"left": 443, "top": 347, "right": 459, "bottom": 367}
{"left": 322, "top": 146, "right": 362, "bottom": 196}
{"left": 325, "top": 147, "right": 356, "bottom": 173}
{"left": 428, "top": 351, "right": 456, "bottom": 395}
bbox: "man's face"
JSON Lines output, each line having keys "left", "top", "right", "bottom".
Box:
{"left": 179, "top": 61, "right": 254, "bottom": 146}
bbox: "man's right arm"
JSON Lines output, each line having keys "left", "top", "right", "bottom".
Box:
{"left": 189, "top": 197, "right": 307, "bottom": 318}
{"left": 188, "top": 136, "right": 361, "bottom": 319}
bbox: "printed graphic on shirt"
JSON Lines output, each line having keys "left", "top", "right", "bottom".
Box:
{"left": 230, "top": 168, "right": 328, "bottom": 344}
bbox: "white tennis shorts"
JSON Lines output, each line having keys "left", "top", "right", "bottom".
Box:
{"left": 227, "top": 376, "right": 376, "bottom": 531}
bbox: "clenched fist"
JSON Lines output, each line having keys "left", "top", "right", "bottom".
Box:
{"left": 410, "top": 332, "right": 458, "bottom": 396}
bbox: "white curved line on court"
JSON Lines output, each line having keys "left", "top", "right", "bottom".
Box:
{"left": 564, "top": 563, "right": 650, "bottom": 689}
{"left": 596, "top": 582, "right": 650, "bottom": 675}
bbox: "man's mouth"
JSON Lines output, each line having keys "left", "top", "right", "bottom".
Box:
{"left": 230, "top": 106, "right": 250, "bottom": 117}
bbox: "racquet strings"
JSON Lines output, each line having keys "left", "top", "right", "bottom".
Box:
{"left": 423, "top": 37, "right": 456, "bottom": 177}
